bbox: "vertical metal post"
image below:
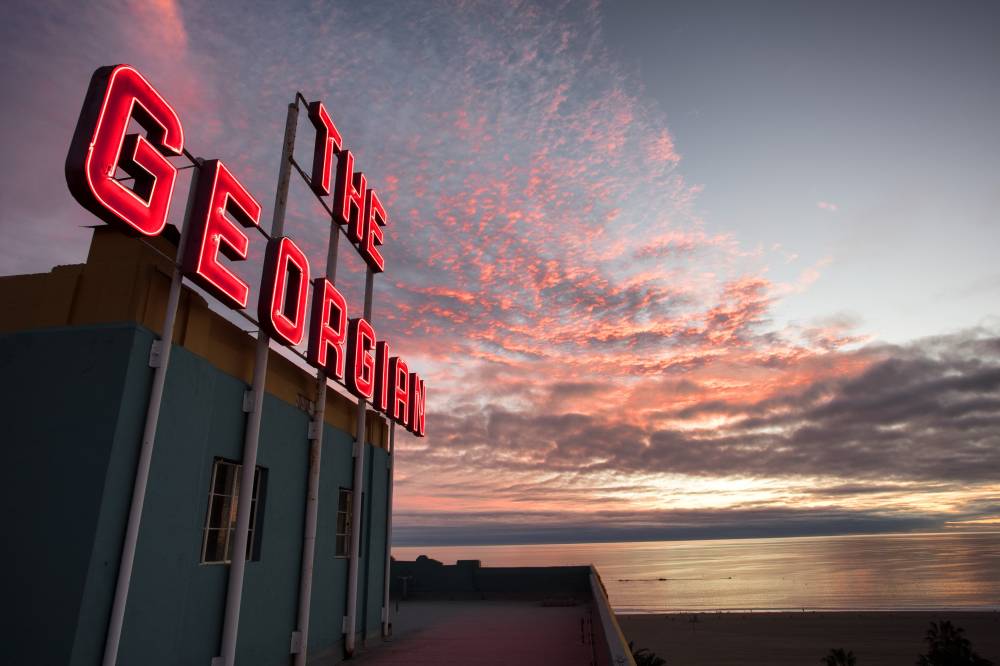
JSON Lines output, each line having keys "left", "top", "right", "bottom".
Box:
{"left": 216, "top": 101, "right": 298, "bottom": 666}
{"left": 292, "top": 224, "right": 339, "bottom": 666}
{"left": 381, "top": 422, "right": 396, "bottom": 638}
{"left": 345, "top": 268, "right": 374, "bottom": 656}
{"left": 102, "top": 159, "right": 201, "bottom": 666}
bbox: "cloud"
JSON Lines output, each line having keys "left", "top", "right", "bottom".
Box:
{"left": 410, "top": 329, "right": 1000, "bottom": 483}
{"left": 392, "top": 506, "right": 946, "bottom": 546}
{"left": 388, "top": 327, "right": 1000, "bottom": 545}
{"left": 646, "top": 128, "right": 681, "bottom": 165}
{"left": 817, "top": 201, "right": 839, "bottom": 212}
{"left": 124, "top": 0, "right": 188, "bottom": 51}
{"left": 6, "top": 1, "right": 997, "bottom": 546}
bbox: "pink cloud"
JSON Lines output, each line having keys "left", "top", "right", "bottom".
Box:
{"left": 20, "top": 0, "right": 968, "bottom": 532}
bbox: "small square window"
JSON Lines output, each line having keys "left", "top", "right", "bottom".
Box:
{"left": 201, "top": 459, "right": 266, "bottom": 564}
{"left": 336, "top": 489, "right": 352, "bottom": 558}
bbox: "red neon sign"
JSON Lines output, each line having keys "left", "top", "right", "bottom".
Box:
{"left": 307, "top": 278, "right": 348, "bottom": 381}
{"left": 373, "top": 341, "right": 392, "bottom": 413}
{"left": 66, "top": 64, "right": 184, "bottom": 236}
{"left": 408, "top": 373, "right": 425, "bottom": 436}
{"left": 362, "top": 188, "right": 387, "bottom": 273}
{"left": 346, "top": 318, "right": 376, "bottom": 400}
{"left": 334, "top": 150, "right": 366, "bottom": 237}
{"left": 66, "top": 64, "right": 425, "bottom": 435}
{"left": 259, "top": 236, "right": 311, "bottom": 346}
{"left": 389, "top": 356, "right": 410, "bottom": 426}
{"left": 181, "top": 160, "right": 261, "bottom": 309}
{"left": 307, "top": 101, "right": 342, "bottom": 197}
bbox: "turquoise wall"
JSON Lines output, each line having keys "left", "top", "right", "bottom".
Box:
{"left": 363, "top": 447, "right": 389, "bottom": 640}
{"left": 0, "top": 324, "right": 148, "bottom": 666}
{"left": 0, "top": 323, "right": 391, "bottom": 666}
{"left": 304, "top": 425, "right": 353, "bottom": 662}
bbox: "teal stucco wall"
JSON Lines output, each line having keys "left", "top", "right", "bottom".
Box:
{"left": 0, "top": 323, "right": 390, "bottom": 666}
{"left": 0, "top": 324, "right": 149, "bottom": 666}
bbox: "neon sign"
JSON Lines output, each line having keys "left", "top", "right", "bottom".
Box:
{"left": 181, "top": 159, "right": 262, "bottom": 310}
{"left": 65, "top": 64, "right": 426, "bottom": 436}
{"left": 65, "top": 65, "right": 184, "bottom": 237}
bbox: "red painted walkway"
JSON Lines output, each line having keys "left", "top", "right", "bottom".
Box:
{"left": 354, "top": 601, "right": 597, "bottom": 665}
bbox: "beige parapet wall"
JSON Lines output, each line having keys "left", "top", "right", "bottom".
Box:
{"left": 0, "top": 225, "right": 389, "bottom": 448}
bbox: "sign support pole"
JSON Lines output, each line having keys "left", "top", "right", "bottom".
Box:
{"left": 102, "top": 159, "right": 201, "bottom": 666}
{"left": 292, "top": 216, "right": 340, "bottom": 665}
{"left": 216, "top": 101, "right": 298, "bottom": 666}
{"left": 381, "top": 421, "right": 396, "bottom": 637}
{"left": 345, "top": 268, "right": 374, "bottom": 656}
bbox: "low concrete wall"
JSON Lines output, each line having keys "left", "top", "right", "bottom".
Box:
{"left": 590, "top": 566, "right": 636, "bottom": 666}
{"left": 391, "top": 557, "right": 591, "bottom": 601}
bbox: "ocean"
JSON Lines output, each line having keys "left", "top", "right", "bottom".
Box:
{"left": 393, "top": 531, "right": 1000, "bottom": 612}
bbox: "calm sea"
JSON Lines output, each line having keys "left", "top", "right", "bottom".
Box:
{"left": 393, "top": 531, "right": 1000, "bottom": 612}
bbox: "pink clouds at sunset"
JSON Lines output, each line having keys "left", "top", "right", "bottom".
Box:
{"left": 2, "top": 0, "right": 999, "bottom": 545}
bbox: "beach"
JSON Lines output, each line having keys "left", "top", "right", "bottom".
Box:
{"left": 618, "top": 611, "right": 1000, "bottom": 666}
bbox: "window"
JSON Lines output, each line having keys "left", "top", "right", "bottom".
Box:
{"left": 336, "top": 489, "right": 353, "bottom": 557}
{"left": 201, "top": 458, "right": 266, "bottom": 564}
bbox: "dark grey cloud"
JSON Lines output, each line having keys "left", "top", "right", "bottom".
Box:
{"left": 392, "top": 506, "right": 946, "bottom": 546}
{"left": 417, "top": 329, "right": 1000, "bottom": 483}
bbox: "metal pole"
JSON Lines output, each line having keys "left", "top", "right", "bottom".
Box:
{"left": 381, "top": 422, "right": 396, "bottom": 638}
{"left": 292, "top": 225, "right": 339, "bottom": 666}
{"left": 345, "top": 268, "right": 374, "bottom": 656}
{"left": 102, "top": 160, "right": 201, "bottom": 666}
{"left": 216, "top": 101, "right": 298, "bottom": 666}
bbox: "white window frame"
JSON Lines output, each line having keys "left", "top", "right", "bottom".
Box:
{"left": 200, "top": 458, "right": 264, "bottom": 565}
{"left": 335, "top": 488, "right": 353, "bottom": 558}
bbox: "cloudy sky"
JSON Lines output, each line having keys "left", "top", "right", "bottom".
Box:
{"left": 2, "top": 0, "right": 998, "bottom": 545}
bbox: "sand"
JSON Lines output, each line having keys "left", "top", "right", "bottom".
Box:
{"left": 617, "top": 611, "right": 1000, "bottom": 666}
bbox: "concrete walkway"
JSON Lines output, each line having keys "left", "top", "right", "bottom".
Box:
{"left": 354, "top": 601, "right": 596, "bottom": 665}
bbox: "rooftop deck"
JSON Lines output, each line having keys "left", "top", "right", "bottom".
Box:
{"left": 355, "top": 601, "right": 595, "bottom": 665}
{"left": 357, "top": 558, "right": 636, "bottom": 665}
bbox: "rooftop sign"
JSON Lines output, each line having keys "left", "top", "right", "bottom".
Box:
{"left": 65, "top": 64, "right": 425, "bottom": 436}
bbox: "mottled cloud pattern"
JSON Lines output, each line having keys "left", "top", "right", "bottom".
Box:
{"left": 2, "top": 1, "right": 997, "bottom": 544}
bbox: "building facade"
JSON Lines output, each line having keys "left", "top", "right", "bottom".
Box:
{"left": 0, "top": 227, "right": 391, "bottom": 665}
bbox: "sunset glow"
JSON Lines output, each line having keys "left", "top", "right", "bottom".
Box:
{"left": 2, "top": 0, "right": 998, "bottom": 546}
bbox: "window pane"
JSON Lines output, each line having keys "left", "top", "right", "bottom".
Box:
{"left": 231, "top": 473, "right": 241, "bottom": 512}
{"left": 336, "top": 512, "right": 347, "bottom": 534}
{"left": 212, "top": 466, "right": 225, "bottom": 495}
{"left": 336, "top": 535, "right": 347, "bottom": 557}
{"left": 204, "top": 529, "right": 227, "bottom": 563}
{"left": 225, "top": 493, "right": 239, "bottom": 530}
{"left": 202, "top": 460, "right": 266, "bottom": 565}
{"left": 225, "top": 528, "right": 236, "bottom": 562}
{"left": 208, "top": 494, "right": 230, "bottom": 530}
{"left": 215, "top": 462, "right": 235, "bottom": 495}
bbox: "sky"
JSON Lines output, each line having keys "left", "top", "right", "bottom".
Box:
{"left": 1, "top": 0, "right": 998, "bottom": 546}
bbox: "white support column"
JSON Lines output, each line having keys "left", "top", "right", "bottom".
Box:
{"left": 216, "top": 101, "right": 298, "bottom": 666}
{"left": 381, "top": 422, "right": 396, "bottom": 638}
{"left": 102, "top": 158, "right": 201, "bottom": 666}
{"left": 292, "top": 215, "right": 340, "bottom": 666}
{"left": 345, "top": 268, "right": 374, "bottom": 656}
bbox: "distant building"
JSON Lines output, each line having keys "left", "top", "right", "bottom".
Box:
{"left": 0, "top": 227, "right": 392, "bottom": 665}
